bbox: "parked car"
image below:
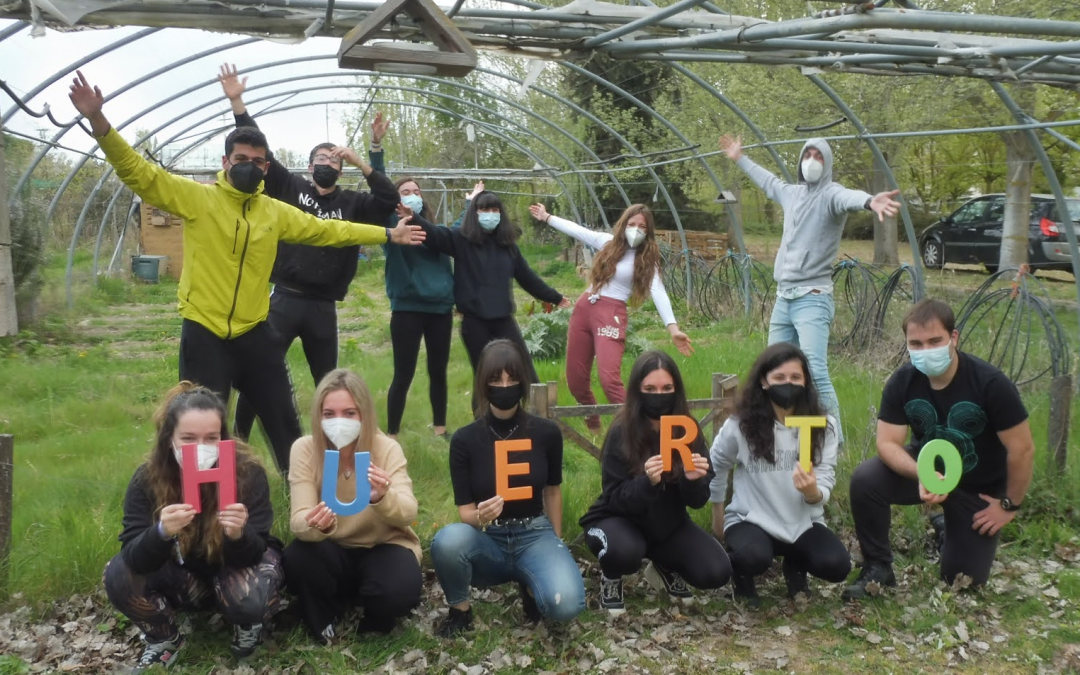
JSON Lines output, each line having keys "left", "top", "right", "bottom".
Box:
{"left": 919, "top": 193, "right": 1080, "bottom": 275}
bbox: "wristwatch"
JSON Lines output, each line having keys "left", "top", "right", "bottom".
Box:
{"left": 1000, "top": 497, "right": 1021, "bottom": 512}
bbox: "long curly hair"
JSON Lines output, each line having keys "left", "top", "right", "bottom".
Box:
{"left": 587, "top": 204, "right": 661, "bottom": 305}
{"left": 736, "top": 343, "right": 827, "bottom": 465}
{"left": 613, "top": 350, "right": 695, "bottom": 480}
{"left": 144, "top": 382, "right": 262, "bottom": 564}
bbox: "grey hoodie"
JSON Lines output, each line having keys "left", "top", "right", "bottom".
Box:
{"left": 735, "top": 138, "right": 872, "bottom": 293}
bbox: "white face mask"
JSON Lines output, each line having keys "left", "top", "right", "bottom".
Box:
{"left": 625, "top": 226, "right": 645, "bottom": 248}
{"left": 801, "top": 158, "right": 824, "bottom": 183}
{"left": 173, "top": 443, "right": 220, "bottom": 471}
{"left": 321, "top": 417, "right": 362, "bottom": 449}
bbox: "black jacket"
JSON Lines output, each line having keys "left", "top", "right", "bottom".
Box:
{"left": 413, "top": 214, "right": 563, "bottom": 319}
{"left": 116, "top": 463, "right": 280, "bottom": 579}
{"left": 234, "top": 112, "right": 400, "bottom": 301}
{"left": 579, "top": 422, "right": 713, "bottom": 543}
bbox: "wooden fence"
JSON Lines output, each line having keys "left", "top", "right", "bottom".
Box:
{"left": 528, "top": 373, "right": 740, "bottom": 459}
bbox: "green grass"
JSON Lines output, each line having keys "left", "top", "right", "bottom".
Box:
{"left": 2, "top": 242, "right": 1080, "bottom": 673}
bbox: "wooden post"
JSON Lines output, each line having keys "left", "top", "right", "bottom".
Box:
{"left": 711, "top": 373, "right": 724, "bottom": 442}
{"left": 528, "top": 383, "right": 550, "bottom": 419}
{"left": 0, "top": 434, "right": 12, "bottom": 593}
{"left": 546, "top": 381, "right": 558, "bottom": 417}
{"left": 1048, "top": 375, "right": 1072, "bottom": 475}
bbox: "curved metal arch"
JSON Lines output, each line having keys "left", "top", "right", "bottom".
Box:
{"left": 10, "top": 36, "right": 260, "bottom": 206}
{"left": 1, "top": 26, "right": 161, "bottom": 124}
{"left": 990, "top": 81, "right": 1080, "bottom": 342}
{"left": 0, "top": 20, "right": 28, "bottom": 43}
{"left": 89, "top": 95, "right": 583, "bottom": 282}
{"left": 804, "top": 73, "right": 924, "bottom": 300}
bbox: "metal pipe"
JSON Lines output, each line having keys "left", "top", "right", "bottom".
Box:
{"left": 1015, "top": 54, "right": 1057, "bottom": 75}
{"left": 991, "top": 81, "right": 1080, "bottom": 346}
{"left": 583, "top": 0, "right": 712, "bottom": 49}
{"left": 324, "top": 0, "right": 336, "bottom": 31}
{"left": 0, "top": 20, "right": 28, "bottom": 43}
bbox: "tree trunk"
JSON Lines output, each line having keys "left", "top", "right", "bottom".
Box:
{"left": 0, "top": 121, "right": 18, "bottom": 337}
{"left": 871, "top": 151, "right": 899, "bottom": 265}
{"left": 999, "top": 130, "right": 1035, "bottom": 270}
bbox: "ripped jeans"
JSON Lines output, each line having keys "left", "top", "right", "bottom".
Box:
{"left": 431, "top": 515, "right": 585, "bottom": 622}
{"left": 103, "top": 548, "right": 283, "bottom": 641}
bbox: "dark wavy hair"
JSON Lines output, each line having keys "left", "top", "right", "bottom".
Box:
{"left": 394, "top": 176, "right": 433, "bottom": 221}
{"left": 736, "top": 342, "right": 826, "bottom": 465}
{"left": 473, "top": 339, "right": 534, "bottom": 421}
{"left": 459, "top": 191, "right": 519, "bottom": 247}
{"left": 144, "top": 382, "right": 262, "bottom": 564}
{"left": 613, "top": 350, "right": 695, "bottom": 479}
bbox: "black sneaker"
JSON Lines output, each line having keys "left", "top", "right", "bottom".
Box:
{"left": 436, "top": 607, "right": 474, "bottom": 638}
{"left": 598, "top": 575, "right": 625, "bottom": 616}
{"left": 841, "top": 562, "right": 897, "bottom": 601}
{"left": 930, "top": 513, "right": 946, "bottom": 555}
{"left": 519, "top": 583, "right": 542, "bottom": 625}
{"left": 732, "top": 575, "right": 761, "bottom": 608}
{"left": 357, "top": 612, "right": 396, "bottom": 635}
{"left": 230, "top": 623, "right": 263, "bottom": 659}
{"left": 644, "top": 561, "right": 694, "bottom": 606}
{"left": 132, "top": 633, "right": 184, "bottom": 673}
{"left": 783, "top": 558, "right": 811, "bottom": 599}
{"left": 316, "top": 623, "right": 337, "bottom": 647}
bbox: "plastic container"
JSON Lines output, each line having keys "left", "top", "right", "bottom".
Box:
{"left": 131, "top": 255, "right": 167, "bottom": 283}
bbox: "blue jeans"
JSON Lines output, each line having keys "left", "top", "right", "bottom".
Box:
{"left": 768, "top": 292, "right": 842, "bottom": 442}
{"left": 431, "top": 516, "right": 585, "bottom": 622}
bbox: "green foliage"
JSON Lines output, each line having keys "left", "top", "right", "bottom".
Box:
{"left": 0, "top": 656, "right": 29, "bottom": 675}
{"left": 521, "top": 307, "right": 572, "bottom": 360}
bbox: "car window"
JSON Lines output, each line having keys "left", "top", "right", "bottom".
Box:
{"left": 985, "top": 198, "right": 1005, "bottom": 221}
{"left": 1047, "top": 200, "right": 1080, "bottom": 222}
{"left": 951, "top": 199, "right": 991, "bottom": 224}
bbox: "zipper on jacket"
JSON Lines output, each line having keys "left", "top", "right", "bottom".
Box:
{"left": 232, "top": 220, "right": 240, "bottom": 254}
{"left": 225, "top": 199, "right": 253, "bottom": 339}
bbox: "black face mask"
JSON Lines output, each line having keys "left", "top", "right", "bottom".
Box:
{"left": 312, "top": 164, "right": 340, "bottom": 189}
{"left": 640, "top": 392, "right": 676, "bottom": 420}
{"left": 765, "top": 383, "right": 805, "bottom": 410}
{"left": 228, "top": 161, "right": 264, "bottom": 194}
{"left": 487, "top": 384, "right": 522, "bottom": 412}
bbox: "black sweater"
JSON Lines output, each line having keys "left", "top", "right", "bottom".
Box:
{"left": 413, "top": 215, "right": 563, "bottom": 320}
{"left": 234, "top": 112, "right": 400, "bottom": 301}
{"left": 579, "top": 422, "right": 713, "bottom": 543}
{"left": 449, "top": 410, "right": 563, "bottom": 521}
{"left": 116, "top": 463, "right": 279, "bottom": 579}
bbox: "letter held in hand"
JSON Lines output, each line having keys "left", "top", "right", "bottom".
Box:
{"left": 784, "top": 416, "right": 827, "bottom": 472}
{"left": 660, "top": 415, "right": 698, "bottom": 472}
{"left": 917, "top": 439, "right": 962, "bottom": 495}
{"left": 495, "top": 439, "right": 533, "bottom": 501}
{"left": 322, "top": 450, "right": 372, "bottom": 516}
{"left": 181, "top": 440, "right": 236, "bottom": 513}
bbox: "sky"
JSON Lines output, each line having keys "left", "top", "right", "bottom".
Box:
{"left": 0, "top": 19, "right": 376, "bottom": 169}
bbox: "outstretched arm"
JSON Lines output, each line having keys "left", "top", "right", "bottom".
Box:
{"left": 720, "top": 134, "right": 791, "bottom": 204}
{"left": 512, "top": 247, "right": 567, "bottom": 306}
{"left": 218, "top": 62, "right": 248, "bottom": 116}
{"left": 528, "top": 204, "right": 612, "bottom": 250}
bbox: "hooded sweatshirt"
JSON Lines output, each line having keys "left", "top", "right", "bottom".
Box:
{"left": 735, "top": 138, "right": 872, "bottom": 294}
{"left": 708, "top": 415, "right": 838, "bottom": 544}
{"left": 98, "top": 128, "right": 391, "bottom": 339}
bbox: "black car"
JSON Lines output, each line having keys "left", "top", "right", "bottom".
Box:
{"left": 919, "top": 193, "right": 1080, "bottom": 275}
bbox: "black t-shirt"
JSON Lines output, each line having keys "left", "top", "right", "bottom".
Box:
{"left": 878, "top": 351, "right": 1028, "bottom": 493}
{"left": 449, "top": 410, "right": 563, "bottom": 520}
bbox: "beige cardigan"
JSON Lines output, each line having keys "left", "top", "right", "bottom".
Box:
{"left": 288, "top": 433, "right": 421, "bottom": 562}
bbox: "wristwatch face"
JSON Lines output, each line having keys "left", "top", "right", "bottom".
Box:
{"left": 1000, "top": 497, "right": 1019, "bottom": 511}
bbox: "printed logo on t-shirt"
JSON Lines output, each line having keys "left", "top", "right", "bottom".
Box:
{"left": 298, "top": 192, "right": 343, "bottom": 220}
{"left": 745, "top": 448, "right": 798, "bottom": 474}
{"left": 904, "top": 399, "right": 986, "bottom": 473}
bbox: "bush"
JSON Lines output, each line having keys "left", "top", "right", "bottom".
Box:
{"left": 521, "top": 308, "right": 571, "bottom": 361}
{"left": 8, "top": 196, "right": 45, "bottom": 325}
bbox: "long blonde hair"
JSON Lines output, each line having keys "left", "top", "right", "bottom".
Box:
{"left": 586, "top": 204, "right": 661, "bottom": 305}
{"left": 310, "top": 369, "right": 380, "bottom": 453}
{"left": 145, "top": 381, "right": 262, "bottom": 564}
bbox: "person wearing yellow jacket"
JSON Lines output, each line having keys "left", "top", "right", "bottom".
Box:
{"left": 68, "top": 71, "right": 425, "bottom": 471}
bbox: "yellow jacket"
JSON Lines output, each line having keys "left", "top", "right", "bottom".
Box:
{"left": 99, "top": 128, "right": 390, "bottom": 338}
{"left": 288, "top": 433, "right": 422, "bottom": 562}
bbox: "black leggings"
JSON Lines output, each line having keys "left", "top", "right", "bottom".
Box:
{"left": 724, "top": 521, "right": 851, "bottom": 582}
{"left": 849, "top": 456, "right": 1001, "bottom": 585}
{"left": 178, "top": 319, "right": 300, "bottom": 473}
{"left": 282, "top": 539, "right": 422, "bottom": 637}
{"left": 386, "top": 311, "right": 453, "bottom": 434}
{"left": 235, "top": 290, "right": 339, "bottom": 445}
{"left": 103, "top": 548, "right": 283, "bottom": 642}
{"left": 583, "top": 516, "right": 731, "bottom": 589}
{"left": 460, "top": 314, "right": 538, "bottom": 413}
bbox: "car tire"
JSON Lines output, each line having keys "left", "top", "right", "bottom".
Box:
{"left": 922, "top": 238, "right": 944, "bottom": 269}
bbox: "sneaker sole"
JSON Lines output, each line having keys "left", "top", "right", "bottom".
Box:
{"left": 602, "top": 606, "right": 626, "bottom": 617}
{"left": 644, "top": 563, "right": 694, "bottom": 605}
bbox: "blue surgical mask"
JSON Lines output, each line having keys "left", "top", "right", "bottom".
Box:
{"left": 401, "top": 194, "right": 423, "bottom": 213}
{"left": 477, "top": 212, "right": 501, "bottom": 231}
{"left": 908, "top": 343, "right": 952, "bottom": 377}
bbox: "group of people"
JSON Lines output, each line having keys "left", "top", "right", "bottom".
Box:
{"left": 67, "top": 67, "right": 1035, "bottom": 672}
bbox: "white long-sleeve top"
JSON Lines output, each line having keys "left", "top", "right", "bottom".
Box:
{"left": 547, "top": 215, "right": 677, "bottom": 326}
{"left": 708, "top": 415, "right": 838, "bottom": 544}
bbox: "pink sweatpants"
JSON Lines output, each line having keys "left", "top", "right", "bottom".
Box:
{"left": 566, "top": 293, "right": 629, "bottom": 429}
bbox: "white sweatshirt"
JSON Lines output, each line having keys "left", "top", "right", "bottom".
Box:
{"left": 708, "top": 414, "right": 838, "bottom": 544}
{"left": 547, "top": 215, "right": 677, "bottom": 326}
